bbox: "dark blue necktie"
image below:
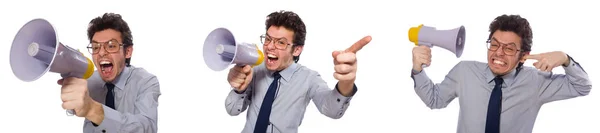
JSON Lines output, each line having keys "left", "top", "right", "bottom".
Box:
{"left": 254, "top": 72, "right": 281, "bottom": 133}
{"left": 105, "top": 83, "right": 116, "bottom": 110}
{"left": 485, "top": 76, "right": 503, "bottom": 133}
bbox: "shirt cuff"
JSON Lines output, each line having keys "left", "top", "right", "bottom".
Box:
{"left": 411, "top": 69, "right": 422, "bottom": 76}
{"left": 563, "top": 54, "right": 586, "bottom": 74}
{"left": 334, "top": 82, "right": 357, "bottom": 102}
{"left": 92, "top": 105, "right": 121, "bottom": 132}
{"left": 231, "top": 88, "right": 248, "bottom": 96}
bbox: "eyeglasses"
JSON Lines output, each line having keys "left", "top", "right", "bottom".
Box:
{"left": 260, "top": 34, "right": 292, "bottom": 50}
{"left": 486, "top": 39, "right": 521, "bottom": 55}
{"left": 86, "top": 39, "right": 124, "bottom": 54}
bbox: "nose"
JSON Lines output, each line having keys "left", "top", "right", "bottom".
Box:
{"left": 265, "top": 41, "right": 276, "bottom": 50}
{"left": 97, "top": 46, "right": 108, "bottom": 56}
{"left": 494, "top": 46, "right": 506, "bottom": 56}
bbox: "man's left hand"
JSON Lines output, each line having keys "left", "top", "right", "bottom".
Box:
{"left": 58, "top": 77, "right": 97, "bottom": 118}
{"left": 332, "top": 36, "right": 372, "bottom": 82}
{"left": 525, "top": 51, "right": 570, "bottom": 72}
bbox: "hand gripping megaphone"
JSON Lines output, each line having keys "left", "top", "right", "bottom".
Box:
{"left": 9, "top": 18, "right": 95, "bottom": 116}
{"left": 408, "top": 24, "right": 466, "bottom": 68}
{"left": 202, "top": 27, "right": 265, "bottom": 71}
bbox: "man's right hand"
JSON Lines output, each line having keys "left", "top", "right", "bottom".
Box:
{"left": 412, "top": 45, "right": 432, "bottom": 72}
{"left": 228, "top": 65, "right": 253, "bottom": 92}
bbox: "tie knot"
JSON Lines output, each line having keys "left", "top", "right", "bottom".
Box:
{"left": 272, "top": 71, "right": 281, "bottom": 79}
{"left": 106, "top": 83, "right": 115, "bottom": 90}
{"left": 494, "top": 76, "right": 504, "bottom": 85}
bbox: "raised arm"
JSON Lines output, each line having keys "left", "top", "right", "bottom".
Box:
{"left": 534, "top": 54, "right": 592, "bottom": 103}
{"left": 309, "top": 73, "right": 357, "bottom": 119}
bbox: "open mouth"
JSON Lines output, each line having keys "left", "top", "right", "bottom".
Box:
{"left": 100, "top": 61, "right": 113, "bottom": 75}
{"left": 492, "top": 58, "right": 507, "bottom": 67}
{"left": 266, "top": 53, "right": 278, "bottom": 64}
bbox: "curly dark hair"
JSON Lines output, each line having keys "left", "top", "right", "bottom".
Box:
{"left": 487, "top": 14, "right": 533, "bottom": 73}
{"left": 265, "top": 10, "right": 306, "bottom": 63}
{"left": 487, "top": 14, "right": 533, "bottom": 52}
{"left": 87, "top": 13, "right": 134, "bottom": 66}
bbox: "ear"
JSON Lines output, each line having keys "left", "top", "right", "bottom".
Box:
{"left": 292, "top": 45, "right": 303, "bottom": 56}
{"left": 125, "top": 46, "right": 133, "bottom": 58}
{"left": 519, "top": 51, "right": 530, "bottom": 63}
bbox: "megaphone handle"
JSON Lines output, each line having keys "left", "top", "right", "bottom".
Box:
{"left": 60, "top": 73, "right": 81, "bottom": 116}
{"left": 66, "top": 109, "right": 76, "bottom": 116}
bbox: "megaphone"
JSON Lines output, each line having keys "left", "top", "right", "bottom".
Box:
{"left": 203, "top": 27, "right": 265, "bottom": 71}
{"left": 9, "top": 18, "right": 95, "bottom": 116}
{"left": 408, "top": 24, "right": 466, "bottom": 68}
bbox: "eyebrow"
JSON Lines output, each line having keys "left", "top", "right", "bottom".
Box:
{"left": 492, "top": 37, "right": 516, "bottom": 45}
{"left": 265, "top": 33, "right": 288, "bottom": 41}
{"left": 91, "top": 38, "right": 118, "bottom": 43}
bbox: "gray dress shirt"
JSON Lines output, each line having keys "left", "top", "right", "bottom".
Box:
{"left": 83, "top": 66, "right": 161, "bottom": 133}
{"left": 411, "top": 56, "right": 592, "bottom": 133}
{"left": 225, "top": 63, "right": 358, "bottom": 133}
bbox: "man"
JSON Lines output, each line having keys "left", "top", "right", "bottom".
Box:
{"left": 411, "top": 14, "right": 592, "bottom": 133}
{"left": 225, "top": 10, "right": 371, "bottom": 133}
{"left": 58, "top": 13, "right": 161, "bottom": 133}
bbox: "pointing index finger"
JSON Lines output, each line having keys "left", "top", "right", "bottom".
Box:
{"left": 525, "top": 54, "right": 541, "bottom": 60}
{"left": 345, "top": 36, "right": 372, "bottom": 53}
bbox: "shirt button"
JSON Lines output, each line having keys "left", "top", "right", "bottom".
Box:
{"left": 102, "top": 129, "right": 106, "bottom": 133}
{"left": 241, "top": 96, "right": 244, "bottom": 99}
{"left": 238, "top": 109, "right": 241, "bottom": 111}
{"left": 336, "top": 98, "right": 340, "bottom": 102}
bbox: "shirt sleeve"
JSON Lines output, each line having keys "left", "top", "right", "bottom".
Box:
{"left": 411, "top": 61, "right": 464, "bottom": 109}
{"left": 224, "top": 71, "right": 255, "bottom": 116}
{"left": 537, "top": 55, "right": 592, "bottom": 104}
{"left": 308, "top": 72, "right": 358, "bottom": 119}
{"left": 84, "top": 75, "right": 160, "bottom": 133}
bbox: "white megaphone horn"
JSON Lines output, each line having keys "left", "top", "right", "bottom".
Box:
{"left": 202, "top": 27, "right": 265, "bottom": 71}
{"left": 408, "top": 24, "right": 466, "bottom": 68}
{"left": 9, "top": 18, "right": 95, "bottom": 116}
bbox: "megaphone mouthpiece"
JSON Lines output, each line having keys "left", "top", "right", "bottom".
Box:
{"left": 27, "top": 42, "right": 55, "bottom": 65}
{"left": 216, "top": 43, "right": 236, "bottom": 59}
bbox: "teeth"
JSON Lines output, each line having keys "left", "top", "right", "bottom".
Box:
{"left": 493, "top": 60, "right": 505, "bottom": 65}
{"left": 267, "top": 54, "right": 277, "bottom": 58}
{"left": 100, "top": 61, "right": 111, "bottom": 65}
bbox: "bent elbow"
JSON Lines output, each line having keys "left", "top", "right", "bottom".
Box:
{"left": 577, "top": 84, "right": 592, "bottom": 96}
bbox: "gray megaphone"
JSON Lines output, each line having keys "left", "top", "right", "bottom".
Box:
{"left": 203, "top": 27, "right": 265, "bottom": 71}
{"left": 408, "top": 24, "right": 466, "bottom": 68}
{"left": 9, "top": 18, "right": 95, "bottom": 116}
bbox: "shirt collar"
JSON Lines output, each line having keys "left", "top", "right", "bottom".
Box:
{"left": 485, "top": 65, "right": 517, "bottom": 86}
{"left": 268, "top": 63, "right": 298, "bottom": 82}
{"left": 108, "top": 66, "right": 132, "bottom": 90}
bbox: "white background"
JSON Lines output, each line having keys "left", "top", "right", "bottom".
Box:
{"left": 0, "top": 0, "right": 598, "bottom": 132}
